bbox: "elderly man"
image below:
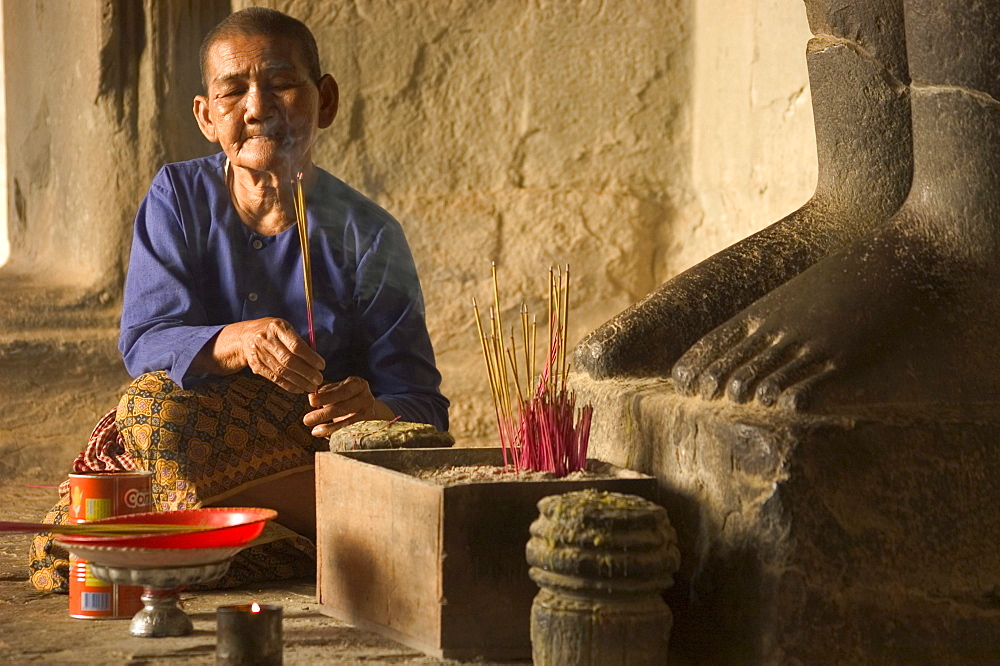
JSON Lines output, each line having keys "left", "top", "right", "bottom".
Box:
{"left": 30, "top": 7, "right": 448, "bottom": 591}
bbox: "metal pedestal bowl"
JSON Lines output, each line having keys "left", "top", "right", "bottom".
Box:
{"left": 59, "top": 543, "right": 244, "bottom": 637}
{"left": 88, "top": 558, "right": 231, "bottom": 637}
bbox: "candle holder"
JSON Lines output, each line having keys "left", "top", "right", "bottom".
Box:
{"left": 216, "top": 603, "right": 283, "bottom": 665}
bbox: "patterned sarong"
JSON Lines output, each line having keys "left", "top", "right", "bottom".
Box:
{"left": 29, "top": 370, "right": 323, "bottom": 592}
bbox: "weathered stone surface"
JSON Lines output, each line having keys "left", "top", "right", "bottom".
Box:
{"left": 571, "top": 372, "right": 1000, "bottom": 663}
{"left": 687, "top": 0, "right": 818, "bottom": 268}
{"left": 327, "top": 419, "right": 454, "bottom": 452}
{"left": 669, "top": 0, "right": 1000, "bottom": 413}
{"left": 0, "top": 275, "right": 131, "bottom": 479}
{"left": 804, "top": 0, "right": 908, "bottom": 84}
{"left": 527, "top": 490, "right": 680, "bottom": 666}
{"left": 574, "top": 1, "right": 1000, "bottom": 660}
{"left": 4, "top": 0, "right": 226, "bottom": 291}
{"left": 527, "top": 489, "right": 680, "bottom": 588}
{"left": 905, "top": 0, "right": 1000, "bottom": 99}
{"left": 0, "top": 335, "right": 130, "bottom": 480}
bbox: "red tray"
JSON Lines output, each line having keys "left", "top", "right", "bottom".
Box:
{"left": 56, "top": 507, "right": 277, "bottom": 549}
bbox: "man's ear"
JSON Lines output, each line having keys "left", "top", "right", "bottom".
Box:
{"left": 193, "top": 95, "right": 219, "bottom": 143}
{"left": 317, "top": 74, "right": 339, "bottom": 129}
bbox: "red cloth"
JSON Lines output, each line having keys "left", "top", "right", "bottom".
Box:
{"left": 57, "top": 408, "right": 138, "bottom": 497}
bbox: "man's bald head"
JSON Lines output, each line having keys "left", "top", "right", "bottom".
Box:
{"left": 199, "top": 7, "right": 321, "bottom": 91}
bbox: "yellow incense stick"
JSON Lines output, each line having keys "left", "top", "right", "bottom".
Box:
{"left": 293, "top": 173, "right": 316, "bottom": 349}
{"left": 0, "top": 520, "right": 220, "bottom": 536}
{"left": 565, "top": 270, "right": 571, "bottom": 383}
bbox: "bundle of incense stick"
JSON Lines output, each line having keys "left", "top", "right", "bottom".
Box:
{"left": 472, "top": 263, "right": 593, "bottom": 476}
{"left": 292, "top": 172, "right": 317, "bottom": 349}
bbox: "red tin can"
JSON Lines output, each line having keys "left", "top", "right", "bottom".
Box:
{"left": 67, "top": 471, "right": 153, "bottom": 619}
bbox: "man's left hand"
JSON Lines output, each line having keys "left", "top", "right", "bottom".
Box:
{"left": 303, "top": 376, "right": 396, "bottom": 438}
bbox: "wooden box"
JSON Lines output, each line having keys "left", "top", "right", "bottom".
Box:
{"left": 315, "top": 447, "right": 657, "bottom": 660}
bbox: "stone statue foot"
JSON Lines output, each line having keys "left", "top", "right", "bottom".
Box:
{"left": 574, "top": 24, "right": 911, "bottom": 380}
{"left": 672, "top": 210, "right": 978, "bottom": 410}
{"left": 574, "top": 204, "right": 842, "bottom": 382}
{"left": 674, "top": 78, "right": 1000, "bottom": 411}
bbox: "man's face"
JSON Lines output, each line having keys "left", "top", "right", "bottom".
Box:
{"left": 194, "top": 33, "right": 337, "bottom": 175}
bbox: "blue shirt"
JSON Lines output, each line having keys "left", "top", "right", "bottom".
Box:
{"left": 119, "top": 153, "right": 449, "bottom": 431}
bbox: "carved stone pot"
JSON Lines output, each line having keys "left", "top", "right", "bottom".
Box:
{"left": 527, "top": 489, "right": 681, "bottom": 665}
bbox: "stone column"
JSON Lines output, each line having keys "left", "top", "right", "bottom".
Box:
{"left": 527, "top": 490, "right": 681, "bottom": 665}
{"left": 3, "top": 0, "right": 227, "bottom": 296}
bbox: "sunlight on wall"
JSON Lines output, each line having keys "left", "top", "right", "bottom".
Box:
{"left": 684, "top": 0, "right": 816, "bottom": 275}
{"left": 0, "top": 1, "right": 8, "bottom": 267}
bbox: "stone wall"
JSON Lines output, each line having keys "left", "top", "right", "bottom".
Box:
{"left": 0, "top": 3, "right": 6, "bottom": 266}
{"left": 2, "top": 0, "right": 814, "bottom": 464}
{"left": 686, "top": 0, "right": 817, "bottom": 276}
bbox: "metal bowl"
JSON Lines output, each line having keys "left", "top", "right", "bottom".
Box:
{"left": 85, "top": 560, "right": 233, "bottom": 638}
{"left": 55, "top": 542, "right": 244, "bottom": 569}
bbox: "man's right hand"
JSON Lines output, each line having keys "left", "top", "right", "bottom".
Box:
{"left": 192, "top": 318, "right": 325, "bottom": 393}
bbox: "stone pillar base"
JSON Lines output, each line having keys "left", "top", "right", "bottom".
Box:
{"left": 571, "top": 372, "right": 1000, "bottom": 663}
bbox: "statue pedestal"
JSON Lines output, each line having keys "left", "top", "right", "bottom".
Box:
{"left": 571, "top": 372, "right": 1000, "bottom": 663}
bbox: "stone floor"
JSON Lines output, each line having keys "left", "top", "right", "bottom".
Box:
{"left": 0, "top": 481, "right": 515, "bottom": 665}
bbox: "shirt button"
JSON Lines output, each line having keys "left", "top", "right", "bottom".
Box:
{"left": 252, "top": 239, "right": 264, "bottom": 250}
{"left": 248, "top": 292, "right": 258, "bottom": 302}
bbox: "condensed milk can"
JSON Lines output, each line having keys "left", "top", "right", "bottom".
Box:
{"left": 67, "top": 471, "right": 153, "bottom": 619}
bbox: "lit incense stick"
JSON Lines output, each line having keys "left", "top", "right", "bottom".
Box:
{"left": 293, "top": 173, "right": 316, "bottom": 349}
